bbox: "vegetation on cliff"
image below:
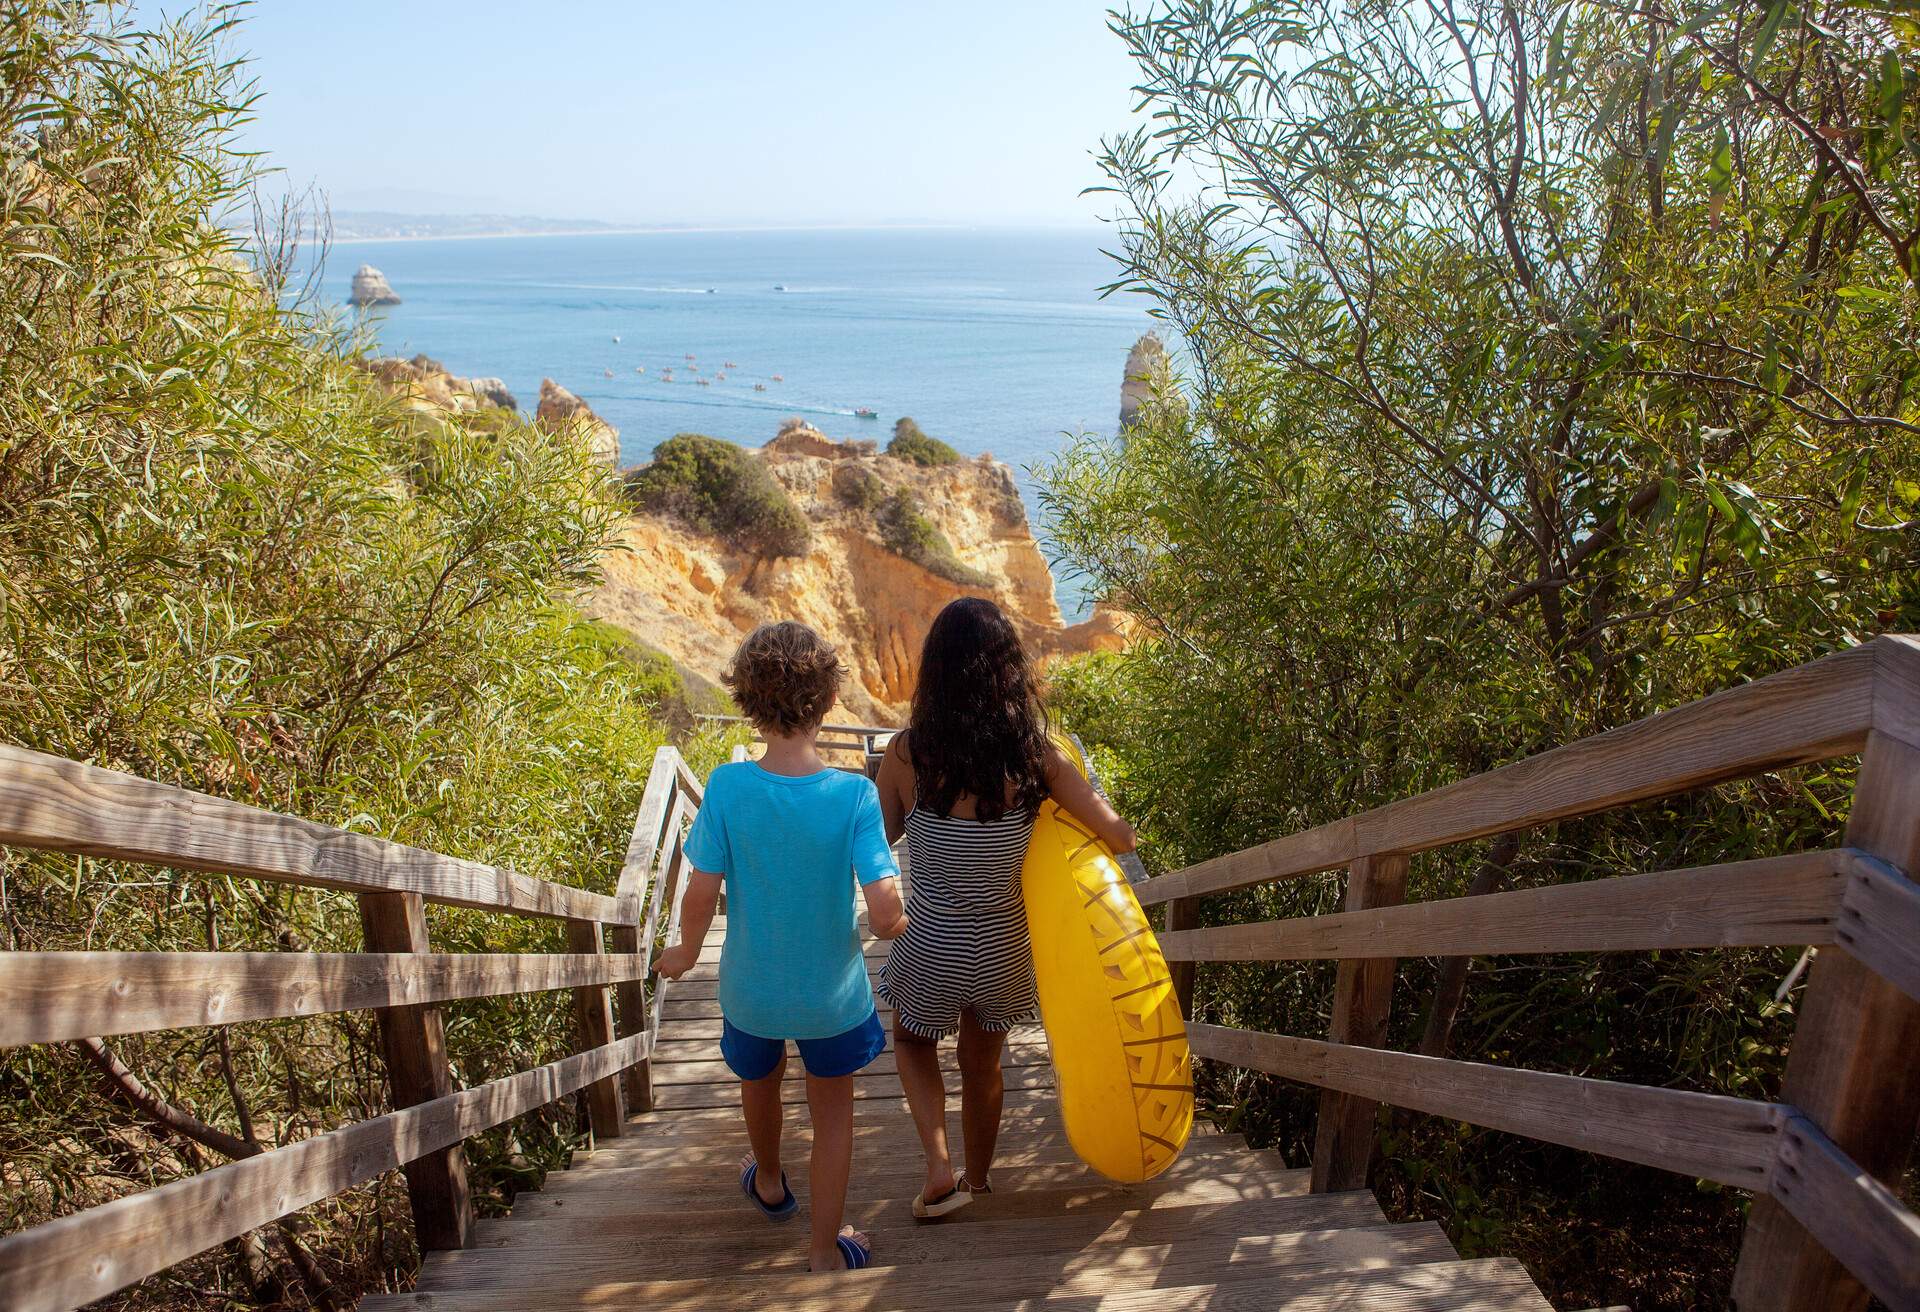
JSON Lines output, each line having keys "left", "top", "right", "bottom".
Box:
{"left": 1045, "top": 1, "right": 1920, "bottom": 1307}
{"left": 886, "top": 416, "right": 961, "bottom": 466}
{"left": 626, "top": 432, "right": 811, "bottom": 558}
{"left": 877, "top": 487, "right": 993, "bottom": 587}
{"left": 0, "top": 5, "right": 730, "bottom": 1303}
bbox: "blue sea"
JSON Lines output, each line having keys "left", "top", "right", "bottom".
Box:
{"left": 326, "top": 227, "right": 1157, "bottom": 618}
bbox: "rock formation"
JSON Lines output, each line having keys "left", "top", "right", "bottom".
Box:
{"left": 535, "top": 379, "right": 621, "bottom": 464}
{"left": 349, "top": 264, "right": 401, "bottom": 307}
{"left": 1119, "top": 331, "right": 1172, "bottom": 427}
{"left": 357, "top": 354, "right": 519, "bottom": 416}
{"left": 590, "top": 423, "right": 1126, "bottom": 724}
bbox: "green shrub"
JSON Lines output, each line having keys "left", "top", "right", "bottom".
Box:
{"left": 626, "top": 433, "right": 810, "bottom": 557}
{"left": 886, "top": 417, "right": 960, "bottom": 466}
{"left": 876, "top": 489, "right": 991, "bottom": 587}
{"left": 0, "top": 5, "right": 733, "bottom": 1302}
{"left": 832, "top": 462, "right": 886, "bottom": 510}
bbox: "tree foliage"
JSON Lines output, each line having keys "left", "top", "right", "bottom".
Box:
{"left": 627, "top": 432, "right": 811, "bottom": 558}
{"left": 1044, "top": 1, "right": 1920, "bottom": 1305}
{"left": 877, "top": 488, "right": 993, "bottom": 586}
{"left": 0, "top": 4, "right": 732, "bottom": 1303}
{"left": 886, "top": 417, "right": 962, "bottom": 465}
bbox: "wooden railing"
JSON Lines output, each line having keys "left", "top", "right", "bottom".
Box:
{"left": 1136, "top": 634, "right": 1920, "bottom": 1312}
{"left": 696, "top": 713, "right": 894, "bottom": 775}
{"left": 0, "top": 741, "right": 705, "bottom": 1312}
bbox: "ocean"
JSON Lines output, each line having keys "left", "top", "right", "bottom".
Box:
{"left": 324, "top": 227, "right": 1157, "bottom": 619}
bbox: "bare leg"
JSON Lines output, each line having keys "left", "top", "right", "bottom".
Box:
{"left": 805, "top": 1071, "right": 866, "bottom": 1270}
{"left": 956, "top": 1012, "right": 1006, "bottom": 1188}
{"left": 739, "top": 1052, "right": 787, "bottom": 1206}
{"left": 892, "top": 1014, "right": 957, "bottom": 1200}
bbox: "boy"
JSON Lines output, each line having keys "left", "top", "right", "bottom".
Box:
{"left": 655, "top": 621, "right": 908, "bottom": 1272}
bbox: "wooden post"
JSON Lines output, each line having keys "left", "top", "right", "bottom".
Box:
{"left": 606, "top": 915, "right": 654, "bottom": 1111}
{"left": 566, "top": 918, "right": 625, "bottom": 1141}
{"left": 1165, "top": 896, "right": 1199, "bottom": 1019}
{"left": 1731, "top": 732, "right": 1920, "bottom": 1310}
{"left": 356, "top": 891, "right": 472, "bottom": 1250}
{"left": 1311, "top": 851, "right": 1410, "bottom": 1193}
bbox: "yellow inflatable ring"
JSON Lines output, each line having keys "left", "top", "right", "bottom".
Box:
{"left": 1022, "top": 740, "right": 1193, "bottom": 1182}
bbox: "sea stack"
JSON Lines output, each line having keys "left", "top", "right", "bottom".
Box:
{"left": 1118, "top": 331, "right": 1172, "bottom": 427}
{"left": 348, "top": 264, "right": 401, "bottom": 307}
{"left": 536, "top": 378, "right": 621, "bottom": 464}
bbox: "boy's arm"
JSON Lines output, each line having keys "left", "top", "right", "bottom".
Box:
{"left": 861, "top": 876, "right": 908, "bottom": 940}
{"left": 654, "top": 868, "right": 723, "bottom": 980}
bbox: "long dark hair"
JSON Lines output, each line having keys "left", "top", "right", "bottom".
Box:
{"left": 907, "top": 597, "right": 1049, "bottom": 821}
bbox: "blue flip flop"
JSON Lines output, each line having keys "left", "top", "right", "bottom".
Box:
{"left": 739, "top": 1158, "right": 798, "bottom": 1221}
{"left": 834, "top": 1228, "right": 874, "bottom": 1269}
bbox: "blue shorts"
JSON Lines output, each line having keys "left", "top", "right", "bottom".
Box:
{"left": 720, "top": 1010, "right": 886, "bottom": 1080}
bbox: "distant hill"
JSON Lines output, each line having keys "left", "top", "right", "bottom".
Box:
{"left": 328, "top": 210, "right": 631, "bottom": 241}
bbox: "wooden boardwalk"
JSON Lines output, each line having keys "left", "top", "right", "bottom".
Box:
{"left": 365, "top": 916, "right": 1551, "bottom": 1311}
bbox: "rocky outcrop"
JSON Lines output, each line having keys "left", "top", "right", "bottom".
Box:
{"left": 589, "top": 423, "right": 1126, "bottom": 724}
{"left": 1119, "top": 331, "right": 1172, "bottom": 427}
{"left": 357, "top": 354, "right": 519, "bottom": 416}
{"left": 349, "top": 264, "right": 401, "bottom": 307}
{"left": 535, "top": 379, "right": 621, "bottom": 464}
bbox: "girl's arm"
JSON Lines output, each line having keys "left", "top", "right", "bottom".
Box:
{"left": 1043, "top": 742, "right": 1137, "bottom": 854}
{"left": 875, "top": 732, "right": 912, "bottom": 845}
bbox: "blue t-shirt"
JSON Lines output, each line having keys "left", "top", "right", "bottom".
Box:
{"left": 683, "top": 762, "right": 900, "bottom": 1039}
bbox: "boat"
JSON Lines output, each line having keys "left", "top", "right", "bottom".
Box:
{"left": 696, "top": 378, "right": 711, "bottom": 386}
{"left": 753, "top": 383, "right": 767, "bottom": 392}
{"left": 635, "top": 366, "right": 645, "bottom": 374}
{"left": 611, "top": 335, "right": 622, "bottom": 344}
{"left": 724, "top": 360, "right": 738, "bottom": 368}
{"left": 773, "top": 284, "right": 786, "bottom": 291}
{"left": 853, "top": 407, "right": 878, "bottom": 420}
{"left": 771, "top": 374, "right": 784, "bottom": 382}
{"left": 661, "top": 371, "right": 674, "bottom": 381}
{"left": 603, "top": 369, "right": 614, "bottom": 378}
{"left": 685, "top": 353, "right": 696, "bottom": 360}
{"left": 715, "top": 372, "right": 727, "bottom": 381}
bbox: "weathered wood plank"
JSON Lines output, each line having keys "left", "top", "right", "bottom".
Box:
{"left": 0, "top": 743, "right": 619, "bottom": 922}
{"left": 1766, "top": 1112, "right": 1920, "bottom": 1312}
{"left": 1833, "top": 848, "right": 1920, "bottom": 1006}
{"left": 1135, "top": 820, "right": 1353, "bottom": 906}
{"left": 1312, "top": 853, "right": 1407, "bottom": 1192}
{"left": 1191, "top": 1023, "right": 1781, "bottom": 1189}
{"left": 610, "top": 746, "right": 679, "bottom": 919}
{"left": 1161, "top": 851, "right": 1843, "bottom": 965}
{"left": 1353, "top": 642, "right": 1877, "bottom": 858}
{"left": 1733, "top": 731, "right": 1920, "bottom": 1310}
{"left": 1136, "top": 641, "right": 1881, "bottom": 907}
{"left": 0, "top": 949, "right": 650, "bottom": 1046}
{"left": 366, "top": 1223, "right": 1456, "bottom": 1312}
{"left": 0, "top": 1024, "right": 649, "bottom": 1312}
{"left": 358, "top": 892, "right": 470, "bottom": 1251}
{"left": 565, "top": 919, "right": 624, "bottom": 1140}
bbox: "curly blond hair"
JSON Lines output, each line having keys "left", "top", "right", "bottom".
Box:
{"left": 723, "top": 621, "right": 844, "bottom": 735}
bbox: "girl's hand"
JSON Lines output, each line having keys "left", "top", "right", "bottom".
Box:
{"left": 655, "top": 941, "right": 698, "bottom": 980}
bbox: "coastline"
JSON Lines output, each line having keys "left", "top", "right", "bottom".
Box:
{"left": 326, "top": 221, "right": 1096, "bottom": 246}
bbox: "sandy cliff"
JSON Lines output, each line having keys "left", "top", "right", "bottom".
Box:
{"left": 360, "top": 357, "right": 1125, "bottom": 726}
{"left": 591, "top": 424, "right": 1124, "bottom": 724}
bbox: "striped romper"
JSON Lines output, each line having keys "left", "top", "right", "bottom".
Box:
{"left": 876, "top": 804, "right": 1040, "bottom": 1039}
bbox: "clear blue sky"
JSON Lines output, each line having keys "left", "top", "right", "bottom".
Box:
{"left": 145, "top": 1, "right": 1145, "bottom": 226}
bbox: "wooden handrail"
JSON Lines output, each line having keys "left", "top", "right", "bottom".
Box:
{"left": 1153, "top": 634, "right": 1920, "bottom": 1312}
{"left": 1136, "top": 636, "right": 1920, "bottom": 907}
{"left": 0, "top": 740, "right": 708, "bottom": 1308}
{"left": 0, "top": 743, "right": 623, "bottom": 923}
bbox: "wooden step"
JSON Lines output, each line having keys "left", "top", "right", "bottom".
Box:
{"left": 648, "top": 1042, "right": 1056, "bottom": 1083}
{"left": 528, "top": 1142, "right": 1278, "bottom": 1210}
{"left": 648, "top": 1067, "right": 1057, "bottom": 1110}
{"left": 562, "top": 1130, "right": 1251, "bottom": 1175}
{"left": 361, "top": 1221, "right": 1458, "bottom": 1311}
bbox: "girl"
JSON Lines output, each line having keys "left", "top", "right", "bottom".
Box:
{"left": 874, "top": 597, "right": 1136, "bottom": 1219}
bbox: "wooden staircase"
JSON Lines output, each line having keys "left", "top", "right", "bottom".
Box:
{"left": 363, "top": 916, "right": 1551, "bottom": 1311}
